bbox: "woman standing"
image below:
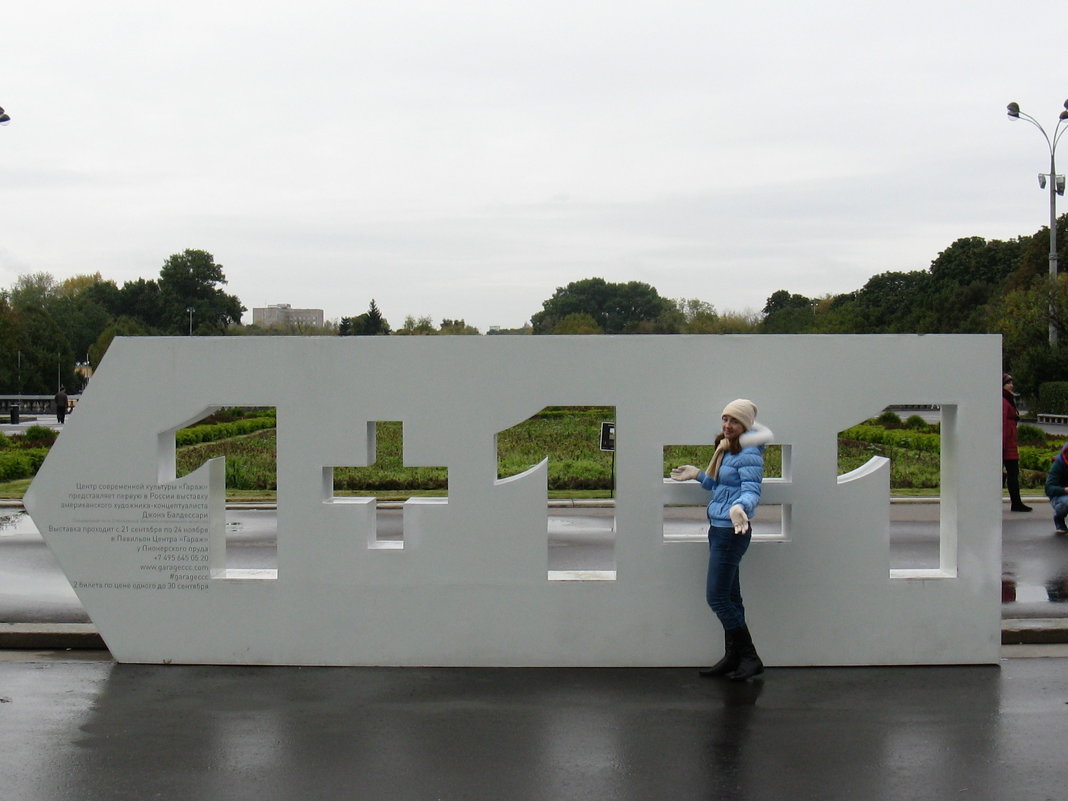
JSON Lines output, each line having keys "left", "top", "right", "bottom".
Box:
{"left": 671, "top": 399, "right": 772, "bottom": 681}
{"left": 1003, "top": 374, "right": 1032, "bottom": 512}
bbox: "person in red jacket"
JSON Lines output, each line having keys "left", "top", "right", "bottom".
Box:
{"left": 1003, "top": 374, "right": 1031, "bottom": 512}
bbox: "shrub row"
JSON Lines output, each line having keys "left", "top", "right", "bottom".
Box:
{"left": 1019, "top": 446, "right": 1062, "bottom": 472}
{"left": 532, "top": 406, "right": 612, "bottom": 420}
{"left": 176, "top": 415, "right": 277, "bottom": 447}
{"left": 326, "top": 459, "right": 615, "bottom": 492}
{"left": 0, "top": 426, "right": 57, "bottom": 449}
{"left": 0, "top": 448, "right": 50, "bottom": 481}
{"left": 839, "top": 425, "right": 941, "bottom": 454}
{"left": 844, "top": 423, "right": 1065, "bottom": 473}
{"left": 1017, "top": 423, "right": 1050, "bottom": 447}
{"left": 1039, "top": 382, "right": 1068, "bottom": 415}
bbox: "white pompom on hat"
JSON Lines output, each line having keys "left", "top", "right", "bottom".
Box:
{"left": 721, "top": 398, "right": 757, "bottom": 431}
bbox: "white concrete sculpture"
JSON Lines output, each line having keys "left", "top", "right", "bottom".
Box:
{"left": 25, "top": 335, "right": 1001, "bottom": 666}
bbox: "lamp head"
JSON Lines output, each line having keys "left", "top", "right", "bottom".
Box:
{"left": 1007, "top": 101, "right": 1021, "bottom": 119}
{"left": 0, "top": 106, "right": 10, "bottom": 126}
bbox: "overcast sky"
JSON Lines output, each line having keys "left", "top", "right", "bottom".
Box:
{"left": 2, "top": 1, "right": 1067, "bottom": 331}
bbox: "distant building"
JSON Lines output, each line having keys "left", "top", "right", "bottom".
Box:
{"left": 253, "top": 304, "right": 324, "bottom": 328}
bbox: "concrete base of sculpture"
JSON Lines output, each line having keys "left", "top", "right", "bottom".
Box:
{"left": 25, "top": 335, "right": 1001, "bottom": 666}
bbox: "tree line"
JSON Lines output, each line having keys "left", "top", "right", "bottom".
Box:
{"left": 4, "top": 215, "right": 1067, "bottom": 398}
{"left": 0, "top": 249, "right": 243, "bottom": 394}
{"left": 526, "top": 218, "right": 1068, "bottom": 398}
{"left": 757, "top": 217, "right": 1068, "bottom": 398}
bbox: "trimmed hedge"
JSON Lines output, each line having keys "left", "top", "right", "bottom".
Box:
{"left": 175, "top": 415, "right": 277, "bottom": 447}
{"left": 839, "top": 424, "right": 941, "bottom": 454}
{"left": 843, "top": 422, "right": 1064, "bottom": 474}
{"left": 1039, "top": 382, "right": 1068, "bottom": 415}
{"left": 532, "top": 406, "right": 610, "bottom": 420}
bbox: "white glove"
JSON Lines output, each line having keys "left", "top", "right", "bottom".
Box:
{"left": 670, "top": 465, "right": 700, "bottom": 481}
{"left": 729, "top": 504, "right": 749, "bottom": 534}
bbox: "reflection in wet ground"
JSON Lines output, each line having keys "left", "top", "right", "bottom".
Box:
{"left": 0, "top": 510, "right": 27, "bottom": 532}
{"left": 0, "top": 510, "right": 92, "bottom": 623}
{"left": 9, "top": 658, "right": 1067, "bottom": 801}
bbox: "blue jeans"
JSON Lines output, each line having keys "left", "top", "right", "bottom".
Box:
{"left": 1051, "top": 495, "right": 1068, "bottom": 528}
{"left": 706, "top": 525, "right": 752, "bottom": 631}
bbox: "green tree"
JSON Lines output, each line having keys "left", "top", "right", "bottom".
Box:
{"left": 50, "top": 277, "right": 119, "bottom": 362}
{"left": 676, "top": 298, "right": 719, "bottom": 333}
{"left": 988, "top": 273, "right": 1068, "bottom": 398}
{"left": 157, "top": 249, "right": 245, "bottom": 334}
{"left": 60, "top": 273, "right": 106, "bottom": 297}
{"left": 237, "top": 320, "right": 339, "bottom": 336}
{"left": 113, "top": 277, "right": 165, "bottom": 330}
{"left": 705, "top": 310, "right": 761, "bottom": 334}
{"left": 12, "top": 305, "right": 73, "bottom": 393}
{"left": 815, "top": 235, "right": 1029, "bottom": 336}
{"left": 7, "top": 272, "right": 58, "bottom": 311}
{"left": 918, "top": 236, "right": 1025, "bottom": 332}
{"left": 761, "top": 290, "right": 816, "bottom": 333}
{"left": 0, "top": 296, "right": 22, "bottom": 392}
{"left": 551, "top": 312, "right": 602, "bottom": 334}
{"left": 841, "top": 271, "right": 929, "bottom": 333}
{"left": 762, "top": 290, "right": 810, "bottom": 316}
{"left": 438, "top": 318, "right": 480, "bottom": 335}
{"left": 531, "top": 278, "right": 674, "bottom": 334}
{"left": 395, "top": 315, "right": 436, "bottom": 335}
{"left": 88, "top": 316, "right": 157, "bottom": 369}
{"left": 1004, "top": 215, "right": 1068, "bottom": 290}
{"left": 340, "top": 300, "right": 392, "bottom": 336}
{"left": 4, "top": 272, "right": 114, "bottom": 391}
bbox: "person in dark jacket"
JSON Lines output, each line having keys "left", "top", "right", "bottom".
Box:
{"left": 1045, "top": 442, "right": 1068, "bottom": 534}
{"left": 1003, "top": 374, "right": 1031, "bottom": 512}
{"left": 54, "top": 386, "right": 68, "bottom": 425}
{"left": 671, "top": 399, "right": 773, "bottom": 681}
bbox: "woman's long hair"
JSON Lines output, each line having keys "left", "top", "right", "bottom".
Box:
{"left": 714, "top": 432, "right": 743, "bottom": 455}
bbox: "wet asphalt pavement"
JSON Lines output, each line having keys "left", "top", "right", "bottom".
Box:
{"left": 2, "top": 649, "right": 1067, "bottom": 801}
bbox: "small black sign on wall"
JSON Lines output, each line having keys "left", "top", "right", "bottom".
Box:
{"left": 599, "top": 422, "right": 615, "bottom": 452}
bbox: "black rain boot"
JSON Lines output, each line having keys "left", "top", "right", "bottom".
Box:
{"left": 726, "top": 625, "right": 764, "bottom": 681}
{"left": 1007, "top": 466, "right": 1031, "bottom": 511}
{"left": 699, "top": 628, "right": 740, "bottom": 678}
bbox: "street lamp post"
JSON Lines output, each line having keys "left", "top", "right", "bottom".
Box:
{"left": 1006, "top": 99, "right": 1068, "bottom": 345}
{"left": 186, "top": 307, "right": 194, "bottom": 336}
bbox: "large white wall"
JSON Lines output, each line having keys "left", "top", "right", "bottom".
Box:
{"left": 25, "top": 335, "right": 1002, "bottom": 666}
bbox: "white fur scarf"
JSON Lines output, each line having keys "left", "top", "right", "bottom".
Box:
{"left": 704, "top": 423, "right": 774, "bottom": 480}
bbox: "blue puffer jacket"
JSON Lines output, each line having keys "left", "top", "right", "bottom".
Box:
{"left": 697, "top": 424, "right": 771, "bottom": 528}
